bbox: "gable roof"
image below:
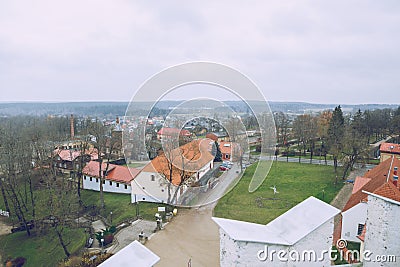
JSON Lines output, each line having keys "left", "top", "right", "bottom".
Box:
{"left": 54, "top": 148, "right": 99, "bottom": 161}
{"left": 157, "top": 127, "right": 191, "bottom": 137}
{"left": 213, "top": 196, "right": 340, "bottom": 245}
{"left": 343, "top": 156, "right": 400, "bottom": 212}
{"left": 141, "top": 139, "right": 214, "bottom": 185}
{"left": 372, "top": 182, "right": 400, "bottom": 202}
{"left": 380, "top": 143, "right": 400, "bottom": 155}
{"left": 352, "top": 177, "right": 371, "bottom": 194}
{"left": 83, "top": 161, "right": 140, "bottom": 184}
{"left": 98, "top": 240, "right": 159, "bottom": 267}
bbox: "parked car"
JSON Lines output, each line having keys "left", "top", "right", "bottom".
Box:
{"left": 219, "top": 166, "right": 228, "bottom": 171}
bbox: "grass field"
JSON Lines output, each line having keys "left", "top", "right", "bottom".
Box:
{"left": 214, "top": 161, "right": 344, "bottom": 224}
{"left": 0, "top": 227, "right": 86, "bottom": 267}
{"left": 0, "top": 189, "right": 170, "bottom": 266}
{"left": 81, "top": 191, "right": 173, "bottom": 225}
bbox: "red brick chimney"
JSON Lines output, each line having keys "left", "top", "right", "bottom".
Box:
{"left": 70, "top": 114, "right": 75, "bottom": 139}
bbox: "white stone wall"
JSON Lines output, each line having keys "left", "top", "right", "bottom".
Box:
{"left": 83, "top": 175, "right": 131, "bottom": 194}
{"left": 219, "top": 219, "right": 334, "bottom": 267}
{"left": 131, "top": 172, "right": 170, "bottom": 203}
{"left": 341, "top": 203, "right": 367, "bottom": 242}
{"left": 363, "top": 196, "right": 400, "bottom": 266}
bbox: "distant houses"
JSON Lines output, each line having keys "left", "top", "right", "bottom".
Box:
{"left": 213, "top": 197, "right": 340, "bottom": 267}
{"left": 52, "top": 147, "right": 98, "bottom": 174}
{"left": 157, "top": 127, "right": 192, "bottom": 141}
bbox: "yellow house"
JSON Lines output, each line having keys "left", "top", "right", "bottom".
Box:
{"left": 379, "top": 143, "right": 400, "bottom": 162}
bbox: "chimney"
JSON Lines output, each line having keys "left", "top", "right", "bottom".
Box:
{"left": 70, "top": 114, "right": 75, "bottom": 139}
{"left": 116, "top": 116, "right": 120, "bottom": 125}
{"left": 394, "top": 166, "right": 398, "bottom": 176}
{"left": 393, "top": 175, "right": 398, "bottom": 188}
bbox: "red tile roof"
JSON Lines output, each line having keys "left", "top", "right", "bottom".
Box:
{"left": 372, "top": 182, "right": 400, "bottom": 202}
{"left": 206, "top": 133, "right": 218, "bottom": 142}
{"left": 352, "top": 177, "right": 371, "bottom": 194}
{"left": 343, "top": 156, "right": 400, "bottom": 212}
{"left": 54, "top": 148, "right": 99, "bottom": 161}
{"left": 157, "top": 127, "right": 191, "bottom": 137}
{"left": 380, "top": 143, "right": 400, "bottom": 155}
{"left": 141, "top": 139, "right": 214, "bottom": 186}
{"left": 83, "top": 161, "right": 140, "bottom": 184}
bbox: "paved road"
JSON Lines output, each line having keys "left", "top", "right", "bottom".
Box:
{"left": 145, "top": 205, "right": 219, "bottom": 267}
{"left": 196, "top": 163, "right": 242, "bottom": 207}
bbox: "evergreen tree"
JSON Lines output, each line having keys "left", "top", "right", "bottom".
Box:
{"left": 327, "top": 105, "right": 345, "bottom": 182}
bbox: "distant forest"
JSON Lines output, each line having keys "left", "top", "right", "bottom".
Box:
{"left": 0, "top": 101, "right": 398, "bottom": 117}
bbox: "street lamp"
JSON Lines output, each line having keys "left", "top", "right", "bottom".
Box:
{"left": 110, "top": 211, "right": 113, "bottom": 225}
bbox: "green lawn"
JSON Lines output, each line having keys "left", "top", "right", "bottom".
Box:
{"left": 214, "top": 161, "right": 344, "bottom": 224}
{"left": 81, "top": 191, "right": 173, "bottom": 225}
{"left": 0, "top": 190, "right": 170, "bottom": 267}
{"left": 0, "top": 227, "right": 87, "bottom": 267}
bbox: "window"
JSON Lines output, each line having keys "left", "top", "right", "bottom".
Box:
{"left": 90, "top": 177, "right": 92, "bottom": 182}
{"left": 102, "top": 180, "right": 105, "bottom": 184}
{"left": 96, "top": 178, "right": 98, "bottom": 183}
{"left": 151, "top": 175, "right": 155, "bottom": 181}
{"left": 142, "top": 198, "right": 145, "bottom": 201}
{"left": 109, "top": 181, "right": 112, "bottom": 186}
{"left": 124, "top": 184, "right": 128, "bottom": 189}
{"left": 84, "top": 176, "right": 86, "bottom": 180}
{"left": 357, "top": 224, "right": 365, "bottom": 236}
{"left": 116, "top": 183, "right": 119, "bottom": 188}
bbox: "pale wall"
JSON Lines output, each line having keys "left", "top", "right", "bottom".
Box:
{"left": 341, "top": 203, "right": 367, "bottom": 242}
{"left": 363, "top": 195, "right": 400, "bottom": 266}
{"left": 219, "top": 218, "right": 334, "bottom": 267}
{"left": 83, "top": 175, "right": 131, "bottom": 194}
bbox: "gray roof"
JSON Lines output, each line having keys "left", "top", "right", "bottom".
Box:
{"left": 99, "top": 240, "right": 160, "bottom": 267}
{"left": 212, "top": 196, "right": 340, "bottom": 245}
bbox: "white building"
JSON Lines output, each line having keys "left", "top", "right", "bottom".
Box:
{"left": 131, "top": 139, "right": 214, "bottom": 204}
{"left": 361, "top": 183, "right": 400, "bottom": 266}
{"left": 341, "top": 156, "right": 400, "bottom": 242}
{"left": 98, "top": 240, "right": 160, "bottom": 267}
{"left": 212, "top": 197, "right": 340, "bottom": 267}
{"left": 83, "top": 161, "right": 140, "bottom": 194}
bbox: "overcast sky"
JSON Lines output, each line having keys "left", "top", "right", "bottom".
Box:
{"left": 0, "top": 1, "right": 399, "bottom": 104}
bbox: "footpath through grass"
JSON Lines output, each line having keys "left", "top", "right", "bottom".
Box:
{"left": 214, "top": 161, "right": 344, "bottom": 224}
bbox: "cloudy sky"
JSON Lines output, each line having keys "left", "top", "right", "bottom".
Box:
{"left": 0, "top": 1, "right": 399, "bottom": 104}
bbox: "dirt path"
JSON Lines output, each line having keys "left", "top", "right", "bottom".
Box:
{"left": 145, "top": 205, "right": 219, "bottom": 266}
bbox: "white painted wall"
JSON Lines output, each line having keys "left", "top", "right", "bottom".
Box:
{"left": 131, "top": 161, "right": 212, "bottom": 204}
{"left": 219, "top": 219, "right": 334, "bottom": 267}
{"left": 83, "top": 175, "right": 131, "bottom": 194}
{"left": 364, "top": 195, "right": 400, "bottom": 266}
{"left": 341, "top": 203, "right": 367, "bottom": 242}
